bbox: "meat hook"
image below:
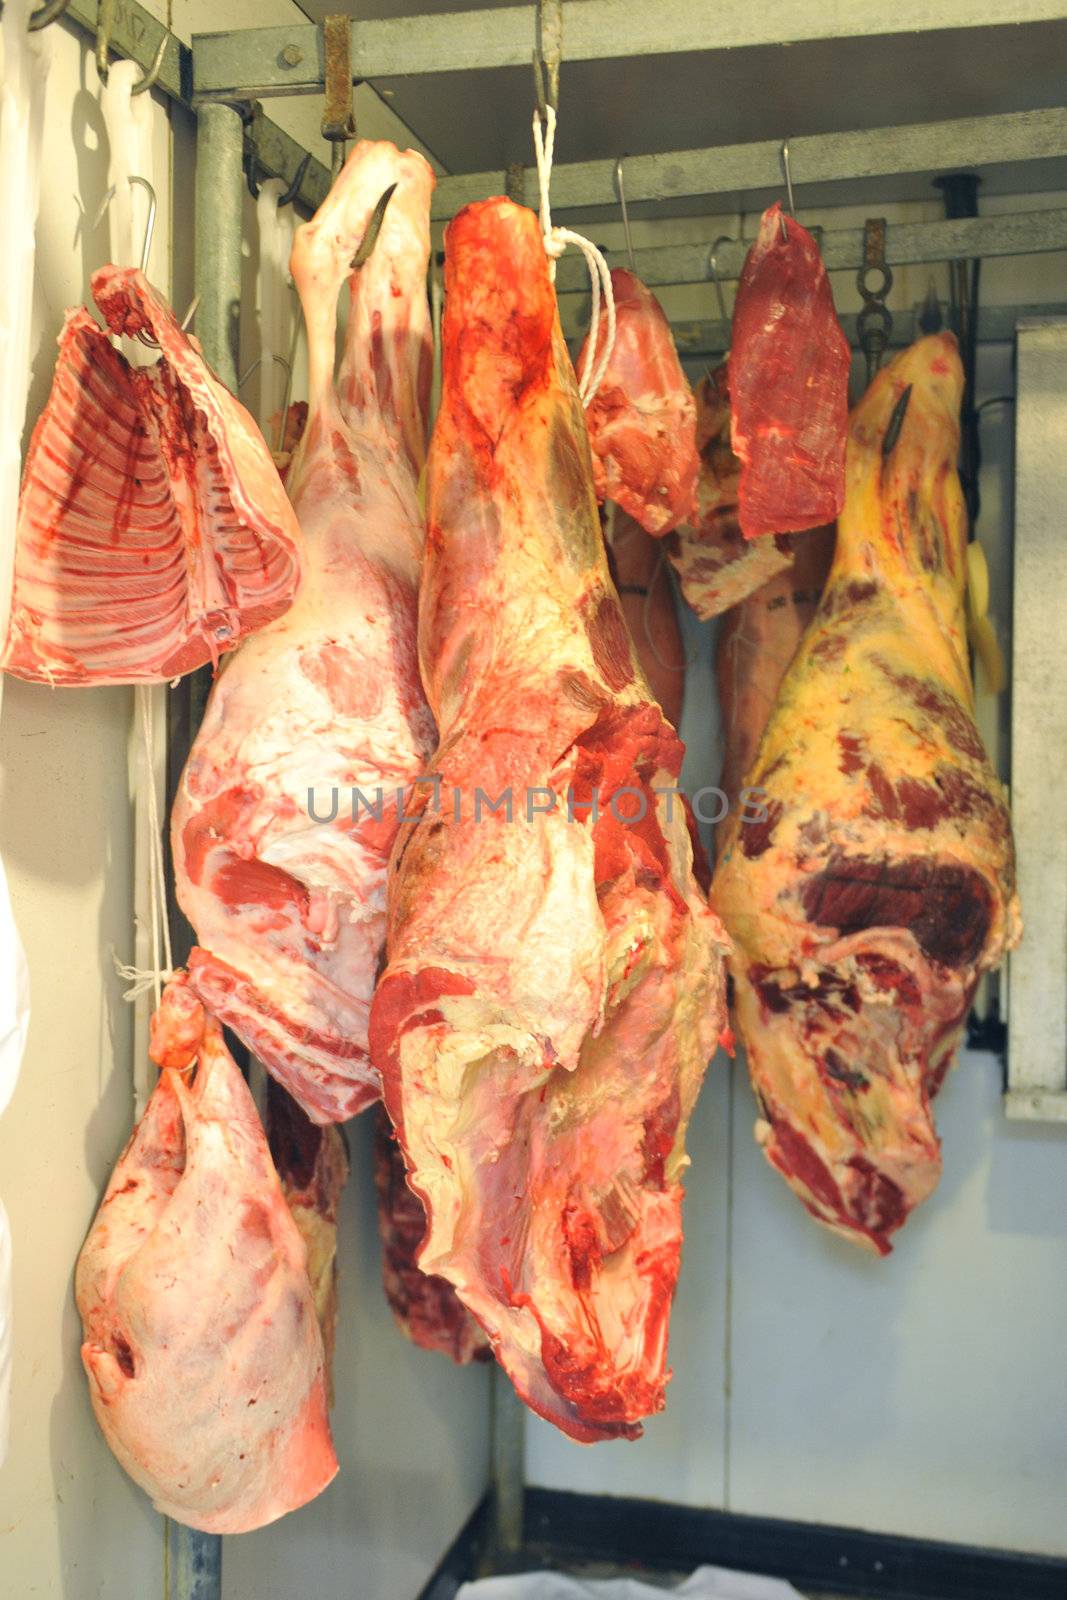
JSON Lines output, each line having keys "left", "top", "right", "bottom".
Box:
{"left": 881, "top": 384, "right": 912, "bottom": 459}
{"left": 918, "top": 279, "right": 944, "bottom": 335}
{"left": 351, "top": 183, "right": 397, "bottom": 269}
{"left": 533, "top": 0, "right": 562, "bottom": 118}
{"left": 247, "top": 144, "right": 312, "bottom": 207}
{"left": 779, "top": 138, "right": 796, "bottom": 240}
{"left": 130, "top": 31, "right": 168, "bottom": 96}
{"left": 707, "top": 235, "right": 733, "bottom": 326}
{"left": 238, "top": 354, "right": 292, "bottom": 391}
{"left": 613, "top": 158, "right": 636, "bottom": 273}
{"left": 94, "top": 0, "right": 114, "bottom": 82}
{"left": 27, "top": 0, "right": 71, "bottom": 32}
{"left": 93, "top": 174, "right": 157, "bottom": 277}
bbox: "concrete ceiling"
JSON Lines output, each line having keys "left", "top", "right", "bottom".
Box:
{"left": 295, "top": 4, "right": 1067, "bottom": 213}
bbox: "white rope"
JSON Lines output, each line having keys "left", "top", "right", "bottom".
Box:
{"left": 532, "top": 105, "right": 616, "bottom": 406}
{"left": 115, "top": 686, "right": 175, "bottom": 1005}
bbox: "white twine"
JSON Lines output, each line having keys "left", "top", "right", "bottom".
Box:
{"left": 532, "top": 104, "right": 616, "bottom": 405}
{"left": 115, "top": 686, "right": 175, "bottom": 1005}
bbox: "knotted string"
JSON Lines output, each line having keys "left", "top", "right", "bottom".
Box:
{"left": 114, "top": 686, "right": 175, "bottom": 1006}
{"left": 532, "top": 104, "right": 616, "bottom": 405}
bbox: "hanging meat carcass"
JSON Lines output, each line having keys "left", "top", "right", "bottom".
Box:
{"left": 266, "top": 1080, "right": 349, "bottom": 1397}
{"left": 710, "top": 335, "right": 1021, "bottom": 1253}
{"left": 715, "top": 523, "right": 836, "bottom": 840}
{"left": 607, "top": 506, "right": 686, "bottom": 729}
{"left": 580, "top": 269, "right": 699, "bottom": 535}
{"left": 669, "top": 367, "right": 793, "bottom": 621}
{"left": 3, "top": 269, "right": 303, "bottom": 685}
{"left": 730, "top": 204, "right": 851, "bottom": 540}
{"left": 172, "top": 142, "right": 436, "bottom": 1124}
{"left": 369, "top": 198, "right": 728, "bottom": 1442}
{"left": 76, "top": 979, "right": 337, "bottom": 1533}
{"left": 373, "top": 1106, "right": 490, "bottom": 1365}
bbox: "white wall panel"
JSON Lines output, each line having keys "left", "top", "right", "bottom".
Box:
{"left": 728, "top": 1049, "right": 1067, "bottom": 1553}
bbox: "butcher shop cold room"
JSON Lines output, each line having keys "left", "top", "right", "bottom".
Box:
{"left": 1, "top": 2, "right": 1066, "bottom": 1597}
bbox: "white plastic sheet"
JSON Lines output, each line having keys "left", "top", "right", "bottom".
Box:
{"left": 457, "top": 1566, "right": 804, "bottom": 1599}
{"left": 0, "top": 0, "right": 47, "bottom": 1469}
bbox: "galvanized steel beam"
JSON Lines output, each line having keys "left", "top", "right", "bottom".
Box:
{"left": 432, "top": 107, "right": 1067, "bottom": 220}
{"left": 194, "top": 102, "right": 247, "bottom": 390}
{"left": 660, "top": 303, "right": 1067, "bottom": 358}
{"left": 191, "top": 2, "right": 1067, "bottom": 98}
{"left": 552, "top": 208, "right": 1067, "bottom": 293}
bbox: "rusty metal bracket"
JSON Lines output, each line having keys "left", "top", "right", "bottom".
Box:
{"left": 322, "top": 13, "right": 357, "bottom": 178}
{"left": 857, "top": 216, "right": 894, "bottom": 383}
{"left": 534, "top": 0, "right": 562, "bottom": 115}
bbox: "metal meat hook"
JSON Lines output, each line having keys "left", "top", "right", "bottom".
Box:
{"left": 613, "top": 158, "right": 636, "bottom": 273}
{"left": 882, "top": 384, "right": 913, "bottom": 458}
{"left": 707, "top": 235, "right": 733, "bottom": 326}
{"left": 27, "top": 0, "right": 71, "bottom": 32}
{"left": 93, "top": 173, "right": 157, "bottom": 277}
{"left": 534, "top": 0, "right": 562, "bottom": 118}
{"left": 237, "top": 354, "right": 292, "bottom": 392}
{"left": 779, "top": 138, "right": 796, "bottom": 240}
{"left": 94, "top": 0, "right": 168, "bottom": 93}
{"left": 351, "top": 183, "right": 397, "bottom": 269}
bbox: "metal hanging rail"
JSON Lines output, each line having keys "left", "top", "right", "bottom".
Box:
{"left": 190, "top": 1, "right": 1067, "bottom": 99}
{"left": 431, "top": 106, "right": 1067, "bottom": 220}
{"left": 666, "top": 302, "right": 1067, "bottom": 359}
{"left": 552, "top": 207, "right": 1067, "bottom": 294}
{"left": 59, "top": 0, "right": 330, "bottom": 213}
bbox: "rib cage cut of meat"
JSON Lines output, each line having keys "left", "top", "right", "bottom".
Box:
{"left": 4, "top": 269, "right": 303, "bottom": 685}
{"left": 369, "top": 198, "right": 728, "bottom": 1442}
{"left": 76, "top": 980, "right": 337, "bottom": 1533}
{"left": 711, "top": 335, "right": 1020, "bottom": 1253}
{"left": 729, "top": 205, "right": 851, "bottom": 540}
{"left": 172, "top": 143, "right": 436, "bottom": 1124}
{"left": 372, "top": 1106, "right": 490, "bottom": 1366}
{"left": 669, "top": 368, "right": 793, "bottom": 621}
{"left": 579, "top": 270, "right": 699, "bottom": 535}
{"left": 266, "top": 1079, "right": 349, "bottom": 1400}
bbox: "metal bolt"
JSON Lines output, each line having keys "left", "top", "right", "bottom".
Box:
{"left": 280, "top": 43, "right": 304, "bottom": 67}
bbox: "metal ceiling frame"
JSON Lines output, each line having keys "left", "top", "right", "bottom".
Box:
{"left": 432, "top": 107, "right": 1067, "bottom": 221}
{"left": 551, "top": 207, "right": 1067, "bottom": 294}
{"left": 190, "top": 2, "right": 1067, "bottom": 98}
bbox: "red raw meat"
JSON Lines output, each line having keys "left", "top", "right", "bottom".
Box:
{"left": 670, "top": 367, "right": 793, "bottom": 619}
{"left": 369, "top": 198, "right": 728, "bottom": 1442}
{"left": 76, "top": 980, "right": 337, "bottom": 1532}
{"left": 711, "top": 336, "right": 1020, "bottom": 1252}
{"left": 730, "top": 203, "right": 850, "bottom": 540}
{"left": 172, "top": 143, "right": 436, "bottom": 1124}
{"left": 373, "top": 1106, "right": 490, "bottom": 1365}
{"left": 4, "top": 269, "right": 303, "bottom": 685}
{"left": 580, "top": 269, "right": 699, "bottom": 535}
{"left": 266, "top": 1079, "right": 349, "bottom": 1400}
{"left": 607, "top": 506, "right": 686, "bottom": 729}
